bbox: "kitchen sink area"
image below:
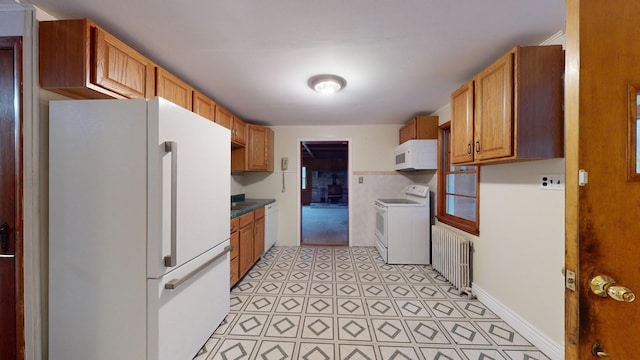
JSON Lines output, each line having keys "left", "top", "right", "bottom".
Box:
{"left": 230, "top": 198, "right": 275, "bottom": 217}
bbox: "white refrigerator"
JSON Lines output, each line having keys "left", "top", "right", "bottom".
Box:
{"left": 49, "top": 97, "right": 231, "bottom": 360}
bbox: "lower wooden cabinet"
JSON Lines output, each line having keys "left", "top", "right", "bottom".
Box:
{"left": 229, "top": 257, "right": 239, "bottom": 286}
{"left": 230, "top": 206, "right": 267, "bottom": 287}
{"left": 238, "top": 212, "right": 254, "bottom": 277}
{"left": 253, "top": 208, "right": 265, "bottom": 262}
{"left": 229, "top": 217, "right": 240, "bottom": 288}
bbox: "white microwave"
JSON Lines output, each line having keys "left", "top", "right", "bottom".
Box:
{"left": 394, "top": 139, "right": 437, "bottom": 171}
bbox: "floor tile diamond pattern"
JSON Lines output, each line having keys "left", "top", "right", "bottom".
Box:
{"left": 197, "top": 247, "right": 551, "bottom": 360}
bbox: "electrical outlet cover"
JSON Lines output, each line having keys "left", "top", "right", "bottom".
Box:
{"left": 540, "top": 174, "right": 565, "bottom": 190}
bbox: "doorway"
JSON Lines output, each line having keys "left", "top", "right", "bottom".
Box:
{"left": 0, "top": 36, "right": 23, "bottom": 359}
{"left": 300, "top": 141, "right": 349, "bottom": 246}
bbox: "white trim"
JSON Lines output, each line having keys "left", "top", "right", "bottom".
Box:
{"left": 473, "top": 284, "right": 564, "bottom": 360}
{"left": 540, "top": 30, "right": 566, "bottom": 47}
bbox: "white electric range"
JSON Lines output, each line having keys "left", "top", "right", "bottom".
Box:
{"left": 374, "top": 184, "right": 431, "bottom": 264}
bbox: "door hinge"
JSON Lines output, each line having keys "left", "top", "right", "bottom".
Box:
{"left": 578, "top": 169, "right": 588, "bottom": 186}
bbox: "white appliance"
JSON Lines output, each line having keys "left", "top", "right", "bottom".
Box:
{"left": 394, "top": 139, "right": 437, "bottom": 171}
{"left": 374, "top": 184, "right": 431, "bottom": 264}
{"left": 48, "top": 97, "right": 231, "bottom": 360}
{"left": 264, "top": 201, "right": 278, "bottom": 252}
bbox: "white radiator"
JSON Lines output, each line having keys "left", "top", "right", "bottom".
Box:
{"left": 432, "top": 225, "right": 472, "bottom": 296}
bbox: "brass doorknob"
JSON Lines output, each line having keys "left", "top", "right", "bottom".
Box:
{"left": 590, "top": 275, "right": 636, "bottom": 302}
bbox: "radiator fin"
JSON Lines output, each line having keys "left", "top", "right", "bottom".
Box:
{"left": 432, "top": 225, "right": 472, "bottom": 295}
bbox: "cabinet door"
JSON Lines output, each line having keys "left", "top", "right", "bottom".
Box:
{"left": 233, "top": 116, "right": 247, "bottom": 145}
{"left": 215, "top": 106, "right": 233, "bottom": 129}
{"left": 230, "top": 218, "right": 240, "bottom": 288}
{"left": 93, "top": 25, "right": 155, "bottom": 99}
{"left": 229, "top": 257, "right": 239, "bottom": 288}
{"left": 155, "top": 67, "right": 193, "bottom": 110}
{"left": 450, "top": 82, "right": 475, "bottom": 164}
{"left": 239, "top": 224, "right": 254, "bottom": 277}
{"left": 192, "top": 90, "right": 215, "bottom": 121}
{"left": 254, "top": 216, "right": 265, "bottom": 262}
{"left": 474, "top": 51, "right": 514, "bottom": 161}
{"left": 247, "top": 125, "right": 268, "bottom": 171}
{"left": 399, "top": 119, "right": 416, "bottom": 144}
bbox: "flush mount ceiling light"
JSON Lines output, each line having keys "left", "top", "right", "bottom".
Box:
{"left": 308, "top": 74, "right": 347, "bottom": 95}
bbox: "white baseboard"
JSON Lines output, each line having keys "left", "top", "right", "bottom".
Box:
{"left": 472, "top": 284, "right": 564, "bottom": 360}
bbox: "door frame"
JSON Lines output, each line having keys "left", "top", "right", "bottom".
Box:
{"left": 0, "top": 35, "right": 24, "bottom": 359}
{"left": 296, "top": 138, "right": 352, "bottom": 246}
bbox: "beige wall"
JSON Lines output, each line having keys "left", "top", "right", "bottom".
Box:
{"left": 431, "top": 38, "right": 565, "bottom": 356}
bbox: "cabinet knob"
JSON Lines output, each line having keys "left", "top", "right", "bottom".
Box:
{"left": 475, "top": 141, "right": 480, "bottom": 153}
{"left": 467, "top": 144, "right": 472, "bottom": 155}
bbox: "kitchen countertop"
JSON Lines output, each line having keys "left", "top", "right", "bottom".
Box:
{"left": 230, "top": 198, "right": 276, "bottom": 218}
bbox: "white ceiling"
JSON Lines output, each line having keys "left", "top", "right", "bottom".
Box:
{"left": 16, "top": 0, "right": 565, "bottom": 126}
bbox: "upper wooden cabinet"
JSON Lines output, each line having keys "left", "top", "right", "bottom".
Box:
{"left": 40, "top": 18, "right": 270, "bottom": 154}
{"left": 253, "top": 207, "right": 265, "bottom": 262}
{"left": 232, "top": 116, "right": 247, "bottom": 146}
{"left": 450, "top": 45, "right": 564, "bottom": 165}
{"left": 39, "top": 19, "right": 154, "bottom": 99}
{"left": 450, "top": 81, "right": 475, "bottom": 164}
{"left": 215, "top": 105, "right": 233, "bottom": 129}
{"left": 399, "top": 115, "right": 439, "bottom": 144}
{"left": 155, "top": 67, "right": 193, "bottom": 110}
{"left": 192, "top": 90, "right": 216, "bottom": 121}
{"left": 231, "top": 125, "right": 274, "bottom": 172}
{"left": 214, "top": 106, "right": 246, "bottom": 145}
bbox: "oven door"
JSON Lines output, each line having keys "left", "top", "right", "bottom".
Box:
{"left": 374, "top": 202, "right": 387, "bottom": 246}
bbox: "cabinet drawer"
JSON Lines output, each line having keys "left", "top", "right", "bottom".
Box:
{"left": 230, "top": 217, "right": 239, "bottom": 234}
{"left": 254, "top": 207, "right": 265, "bottom": 220}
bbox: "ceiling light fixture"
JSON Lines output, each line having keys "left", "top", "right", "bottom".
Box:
{"left": 308, "top": 74, "right": 347, "bottom": 95}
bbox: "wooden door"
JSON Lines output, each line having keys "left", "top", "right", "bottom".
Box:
{"left": 450, "top": 81, "right": 475, "bottom": 164}
{"left": 565, "top": 1, "right": 640, "bottom": 358}
{"left": 474, "top": 51, "right": 513, "bottom": 161}
{"left": 0, "top": 37, "right": 23, "bottom": 360}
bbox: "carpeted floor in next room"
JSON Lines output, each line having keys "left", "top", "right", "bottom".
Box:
{"left": 301, "top": 205, "right": 349, "bottom": 246}
{"left": 194, "top": 246, "right": 550, "bottom": 360}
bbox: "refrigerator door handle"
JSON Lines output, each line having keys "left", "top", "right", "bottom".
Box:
{"left": 163, "top": 141, "right": 178, "bottom": 267}
{"left": 164, "top": 245, "right": 231, "bottom": 290}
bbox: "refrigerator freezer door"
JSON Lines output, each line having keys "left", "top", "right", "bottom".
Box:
{"left": 147, "top": 240, "right": 231, "bottom": 360}
{"left": 147, "top": 97, "right": 230, "bottom": 278}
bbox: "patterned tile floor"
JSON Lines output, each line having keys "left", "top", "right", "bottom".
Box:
{"left": 195, "top": 247, "right": 550, "bottom": 360}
